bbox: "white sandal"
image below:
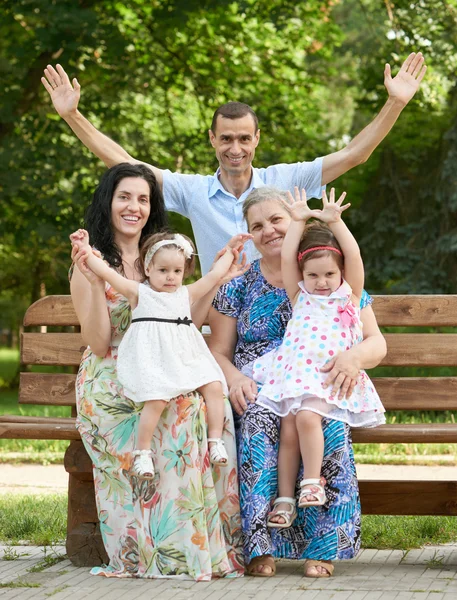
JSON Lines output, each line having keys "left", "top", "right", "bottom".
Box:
{"left": 207, "top": 438, "right": 228, "bottom": 466}
{"left": 298, "top": 478, "right": 327, "bottom": 507}
{"left": 267, "top": 497, "right": 297, "bottom": 529}
{"left": 131, "top": 450, "right": 155, "bottom": 480}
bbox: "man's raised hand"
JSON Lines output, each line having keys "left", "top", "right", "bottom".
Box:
{"left": 384, "top": 52, "right": 427, "bottom": 107}
{"left": 41, "top": 64, "right": 81, "bottom": 118}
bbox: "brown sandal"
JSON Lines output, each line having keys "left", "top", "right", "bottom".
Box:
{"left": 246, "top": 554, "right": 276, "bottom": 577}
{"left": 304, "top": 559, "right": 334, "bottom": 578}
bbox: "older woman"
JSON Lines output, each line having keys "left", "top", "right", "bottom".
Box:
{"left": 208, "top": 186, "right": 386, "bottom": 578}
{"left": 71, "top": 163, "right": 244, "bottom": 580}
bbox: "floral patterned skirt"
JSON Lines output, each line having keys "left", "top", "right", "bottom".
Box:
{"left": 76, "top": 347, "right": 243, "bottom": 581}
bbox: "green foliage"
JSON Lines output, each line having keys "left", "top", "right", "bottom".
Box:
{"left": 1, "top": 0, "right": 457, "bottom": 328}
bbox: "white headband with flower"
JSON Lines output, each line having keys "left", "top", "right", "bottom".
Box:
{"left": 144, "top": 234, "right": 194, "bottom": 270}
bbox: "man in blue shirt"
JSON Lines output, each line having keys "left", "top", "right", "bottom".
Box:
{"left": 42, "top": 53, "right": 426, "bottom": 273}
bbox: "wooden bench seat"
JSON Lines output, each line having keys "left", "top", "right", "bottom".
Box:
{"left": 1, "top": 293, "right": 457, "bottom": 566}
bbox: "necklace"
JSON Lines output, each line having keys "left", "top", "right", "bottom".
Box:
{"left": 260, "top": 258, "right": 284, "bottom": 287}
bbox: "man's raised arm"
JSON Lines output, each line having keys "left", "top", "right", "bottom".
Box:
{"left": 41, "top": 64, "right": 163, "bottom": 187}
{"left": 321, "top": 52, "right": 427, "bottom": 186}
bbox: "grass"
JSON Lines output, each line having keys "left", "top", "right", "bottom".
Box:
{"left": 0, "top": 582, "right": 41, "bottom": 588}
{"left": 361, "top": 515, "right": 457, "bottom": 549}
{"left": 0, "top": 493, "right": 66, "bottom": 545}
{"left": 0, "top": 492, "right": 455, "bottom": 550}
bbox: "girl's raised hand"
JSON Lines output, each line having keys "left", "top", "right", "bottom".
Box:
{"left": 285, "top": 187, "right": 322, "bottom": 222}
{"left": 71, "top": 246, "right": 103, "bottom": 287}
{"left": 221, "top": 248, "right": 250, "bottom": 284}
{"left": 69, "top": 228, "right": 90, "bottom": 251}
{"left": 319, "top": 188, "right": 350, "bottom": 224}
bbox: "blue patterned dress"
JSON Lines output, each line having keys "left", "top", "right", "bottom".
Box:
{"left": 213, "top": 260, "right": 372, "bottom": 563}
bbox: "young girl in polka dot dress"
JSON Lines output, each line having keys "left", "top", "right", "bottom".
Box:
{"left": 252, "top": 187, "right": 385, "bottom": 528}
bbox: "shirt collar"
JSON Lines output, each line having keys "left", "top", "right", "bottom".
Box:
{"left": 209, "top": 167, "right": 264, "bottom": 199}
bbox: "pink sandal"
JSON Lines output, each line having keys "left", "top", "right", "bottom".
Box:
{"left": 298, "top": 478, "right": 327, "bottom": 507}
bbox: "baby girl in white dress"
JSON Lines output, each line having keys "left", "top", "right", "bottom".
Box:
{"left": 70, "top": 229, "right": 249, "bottom": 479}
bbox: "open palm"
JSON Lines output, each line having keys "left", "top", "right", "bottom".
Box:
{"left": 41, "top": 64, "right": 81, "bottom": 118}
{"left": 286, "top": 187, "right": 322, "bottom": 222}
{"left": 319, "top": 188, "right": 350, "bottom": 224}
{"left": 384, "top": 52, "right": 427, "bottom": 106}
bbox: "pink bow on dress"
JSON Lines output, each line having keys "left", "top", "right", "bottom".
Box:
{"left": 337, "top": 302, "right": 358, "bottom": 327}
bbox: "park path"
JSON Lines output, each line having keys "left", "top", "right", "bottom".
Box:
{"left": 1, "top": 464, "right": 457, "bottom": 598}
{"left": 1, "top": 463, "right": 457, "bottom": 495}
{"left": 0, "top": 543, "right": 457, "bottom": 600}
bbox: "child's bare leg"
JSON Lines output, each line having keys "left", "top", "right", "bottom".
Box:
{"left": 137, "top": 400, "right": 167, "bottom": 449}
{"left": 132, "top": 399, "right": 167, "bottom": 479}
{"left": 269, "top": 413, "right": 300, "bottom": 525}
{"left": 295, "top": 409, "right": 325, "bottom": 505}
{"left": 198, "top": 381, "right": 227, "bottom": 465}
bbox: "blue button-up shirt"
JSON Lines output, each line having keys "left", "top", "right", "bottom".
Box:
{"left": 162, "top": 158, "right": 323, "bottom": 274}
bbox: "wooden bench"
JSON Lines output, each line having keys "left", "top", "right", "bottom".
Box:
{"left": 1, "top": 294, "right": 457, "bottom": 566}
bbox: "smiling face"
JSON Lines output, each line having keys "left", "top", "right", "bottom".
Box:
{"left": 302, "top": 254, "right": 342, "bottom": 296}
{"left": 246, "top": 200, "right": 291, "bottom": 259}
{"left": 209, "top": 115, "right": 260, "bottom": 177}
{"left": 145, "top": 247, "right": 186, "bottom": 293}
{"left": 110, "top": 177, "right": 151, "bottom": 241}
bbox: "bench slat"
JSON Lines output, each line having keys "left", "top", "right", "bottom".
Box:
{"left": 23, "top": 295, "right": 457, "bottom": 328}
{"left": 0, "top": 421, "right": 79, "bottom": 440}
{"left": 19, "top": 373, "right": 77, "bottom": 406}
{"left": 24, "top": 296, "right": 78, "bottom": 327}
{"left": 372, "top": 295, "right": 457, "bottom": 327}
{"left": 381, "top": 333, "right": 457, "bottom": 366}
{"left": 1, "top": 419, "right": 455, "bottom": 443}
{"left": 20, "top": 332, "right": 457, "bottom": 367}
{"left": 21, "top": 333, "right": 86, "bottom": 366}
{"left": 352, "top": 423, "right": 457, "bottom": 443}
{"left": 0, "top": 416, "right": 74, "bottom": 425}
{"left": 359, "top": 480, "right": 457, "bottom": 515}
{"left": 15, "top": 372, "right": 457, "bottom": 411}
{"left": 371, "top": 377, "right": 457, "bottom": 410}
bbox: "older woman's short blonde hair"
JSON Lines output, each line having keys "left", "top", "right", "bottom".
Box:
{"left": 242, "top": 186, "right": 291, "bottom": 229}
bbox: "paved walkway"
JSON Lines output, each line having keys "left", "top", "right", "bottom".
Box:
{"left": 1, "top": 464, "right": 457, "bottom": 598}
{"left": 1, "top": 544, "right": 457, "bottom": 599}
{"left": 2, "top": 463, "right": 457, "bottom": 495}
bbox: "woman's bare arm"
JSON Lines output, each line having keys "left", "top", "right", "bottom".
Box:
{"left": 208, "top": 307, "right": 258, "bottom": 415}
{"left": 70, "top": 253, "right": 112, "bottom": 357}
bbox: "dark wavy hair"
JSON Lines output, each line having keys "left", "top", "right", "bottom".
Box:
{"left": 84, "top": 163, "right": 167, "bottom": 271}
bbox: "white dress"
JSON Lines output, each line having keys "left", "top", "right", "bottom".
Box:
{"left": 117, "top": 283, "right": 227, "bottom": 402}
{"left": 253, "top": 280, "right": 385, "bottom": 428}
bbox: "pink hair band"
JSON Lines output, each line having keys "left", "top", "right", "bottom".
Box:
{"left": 298, "top": 246, "right": 343, "bottom": 262}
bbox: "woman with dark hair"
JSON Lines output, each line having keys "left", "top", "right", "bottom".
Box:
{"left": 71, "top": 163, "right": 244, "bottom": 580}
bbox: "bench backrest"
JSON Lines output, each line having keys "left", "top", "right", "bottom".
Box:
{"left": 19, "top": 294, "right": 457, "bottom": 514}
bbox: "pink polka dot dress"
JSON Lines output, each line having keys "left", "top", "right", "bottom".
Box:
{"left": 253, "top": 280, "right": 385, "bottom": 427}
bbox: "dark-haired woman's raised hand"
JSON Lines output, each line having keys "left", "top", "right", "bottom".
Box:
{"left": 42, "top": 64, "right": 81, "bottom": 119}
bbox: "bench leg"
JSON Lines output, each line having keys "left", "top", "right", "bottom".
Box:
{"left": 64, "top": 440, "right": 108, "bottom": 567}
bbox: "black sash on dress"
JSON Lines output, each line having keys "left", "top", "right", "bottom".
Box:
{"left": 131, "top": 316, "right": 193, "bottom": 326}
